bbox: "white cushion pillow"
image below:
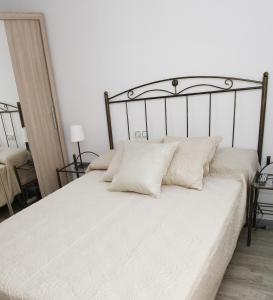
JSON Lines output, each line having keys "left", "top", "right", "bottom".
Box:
{"left": 86, "top": 150, "right": 115, "bottom": 172}
{"left": 102, "top": 139, "right": 163, "bottom": 182}
{"left": 163, "top": 137, "right": 217, "bottom": 190}
{"left": 136, "top": 138, "right": 163, "bottom": 143}
{"left": 109, "top": 142, "right": 178, "bottom": 197}
{"left": 0, "top": 146, "right": 31, "bottom": 166}
{"left": 164, "top": 136, "right": 222, "bottom": 175}
{"left": 211, "top": 147, "right": 259, "bottom": 181}
{"left": 102, "top": 142, "right": 126, "bottom": 182}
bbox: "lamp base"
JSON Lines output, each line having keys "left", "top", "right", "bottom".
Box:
{"left": 77, "top": 142, "right": 83, "bottom": 167}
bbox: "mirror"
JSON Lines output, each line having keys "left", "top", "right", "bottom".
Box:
{"left": 0, "top": 20, "right": 41, "bottom": 220}
{"left": 0, "top": 21, "right": 25, "bottom": 148}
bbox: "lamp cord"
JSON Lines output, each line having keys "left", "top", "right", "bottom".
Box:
{"left": 259, "top": 161, "right": 273, "bottom": 175}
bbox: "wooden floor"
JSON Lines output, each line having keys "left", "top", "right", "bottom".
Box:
{"left": 217, "top": 228, "right": 273, "bottom": 300}
{"left": 1, "top": 206, "right": 273, "bottom": 299}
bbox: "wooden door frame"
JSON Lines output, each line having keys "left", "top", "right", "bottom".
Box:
{"left": 0, "top": 12, "right": 68, "bottom": 169}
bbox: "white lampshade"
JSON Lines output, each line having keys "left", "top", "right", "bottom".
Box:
{"left": 21, "top": 127, "right": 28, "bottom": 142}
{"left": 70, "top": 125, "right": 85, "bottom": 143}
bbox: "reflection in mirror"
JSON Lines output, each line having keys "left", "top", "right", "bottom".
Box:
{"left": 0, "top": 21, "right": 25, "bottom": 148}
{"left": 0, "top": 20, "right": 41, "bottom": 221}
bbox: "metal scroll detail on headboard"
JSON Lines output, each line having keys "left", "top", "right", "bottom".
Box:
{"left": 104, "top": 73, "right": 268, "bottom": 163}
{"left": 0, "top": 102, "right": 21, "bottom": 148}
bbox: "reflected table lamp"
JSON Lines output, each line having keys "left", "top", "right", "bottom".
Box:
{"left": 70, "top": 124, "right": 85, "bottom": 167}
{"left": 22, "top": 127, "right": 30, "bottom": 151}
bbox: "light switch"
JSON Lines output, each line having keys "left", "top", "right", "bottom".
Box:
{"left": 142, "top": 131, "right": 147, "bottom": 138}
{"left": 134, "top": 131, "right": 142, "bottom": 139}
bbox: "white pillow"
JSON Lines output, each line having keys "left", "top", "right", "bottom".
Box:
{"left": 0, "top": 146, "right": 31, "bottom": 166}
{"left": 163, "top": 138, "right": 216, "bottom": 190}
{"left": 102, "top": 139, "right": 163, "bottom": 182}
{"left": 136, "top": 138, "right": 163, "bottom": 143}
{"left": 164, "top": 136, "right": 222, "bottom": 175}
{"left": 86, "top": 150, "right": 115, "bottom": 172}
{"left": 109, "top": 142, "right": 178, "bottom": 197}
{"left": 211, "top": 147, "right": 259, "bottom": 181}
{"left": 102, "top": 142, "right": 125, "bottom": 182}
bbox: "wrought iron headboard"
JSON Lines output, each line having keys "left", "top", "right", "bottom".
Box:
{"left": 0, "top": 101, "right": 23, "bottom": 148}
{"left": 104, "top": 72, "right": 268, "bottom": 163}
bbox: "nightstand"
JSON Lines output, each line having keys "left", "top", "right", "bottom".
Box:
{"left": 56, "top": 151, "right": 98, "bottom": 188}
{"left": 248, "top": 173, "right": 273, "bottom": 246}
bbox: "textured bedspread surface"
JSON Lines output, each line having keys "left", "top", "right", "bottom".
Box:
{"left": 0, "top": 171, "right": 246, "bottom": 300}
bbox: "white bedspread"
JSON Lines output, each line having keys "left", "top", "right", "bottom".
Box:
{"left": 0, "top": 170, "right": 247, "bottom": 300}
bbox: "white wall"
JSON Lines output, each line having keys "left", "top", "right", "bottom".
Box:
{"left": 0, "top": 21, "right": 19, "bottom": 105}
{"left": 0, "top": 0, "right": 273, "bottom": 162}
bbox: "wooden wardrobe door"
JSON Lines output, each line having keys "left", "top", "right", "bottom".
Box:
{"left": 5, "top": 20, "right": 66, "bottom": 196}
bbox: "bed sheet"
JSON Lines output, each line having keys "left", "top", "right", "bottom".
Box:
{"left": 0, "top": 170, "right": 247, "bottom": 300}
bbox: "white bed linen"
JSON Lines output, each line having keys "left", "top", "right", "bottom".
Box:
{"left": 0, "top": 170, "right": 247, "bottom": 300}
{"left": 0, "top": 147, "right": 32, "bottom": 207}
{"left": 0, "top": 164, "right": 20, "bottom": 207}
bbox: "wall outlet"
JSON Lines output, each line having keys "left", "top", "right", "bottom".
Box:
{"left": 7, "top": 134, "right": 15, "bottom": 141}
{"left": 142, "top": 131, "right": 147, "bottom": 138}
{"left": 134, "top": 131, "right": 142, "bottom": 139}
{"left": 134, "top": 130, "right": 148, "bottom": 139}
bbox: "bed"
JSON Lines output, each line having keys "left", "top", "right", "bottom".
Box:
{"left": 0, "top": 102, "right": 34, "bottom": 213}
{"left": 0, "top": 73, "right": 268, "bottom": 299}
{"left": 0, "top": 168, "right": 250, "bottom": 300}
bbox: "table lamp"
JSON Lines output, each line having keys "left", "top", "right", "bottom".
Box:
{"left": 22, "top": 127, "right": 30, "bottom": 151}
{"left": 70, "top": 124, "right": 85, "bottom": 167}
